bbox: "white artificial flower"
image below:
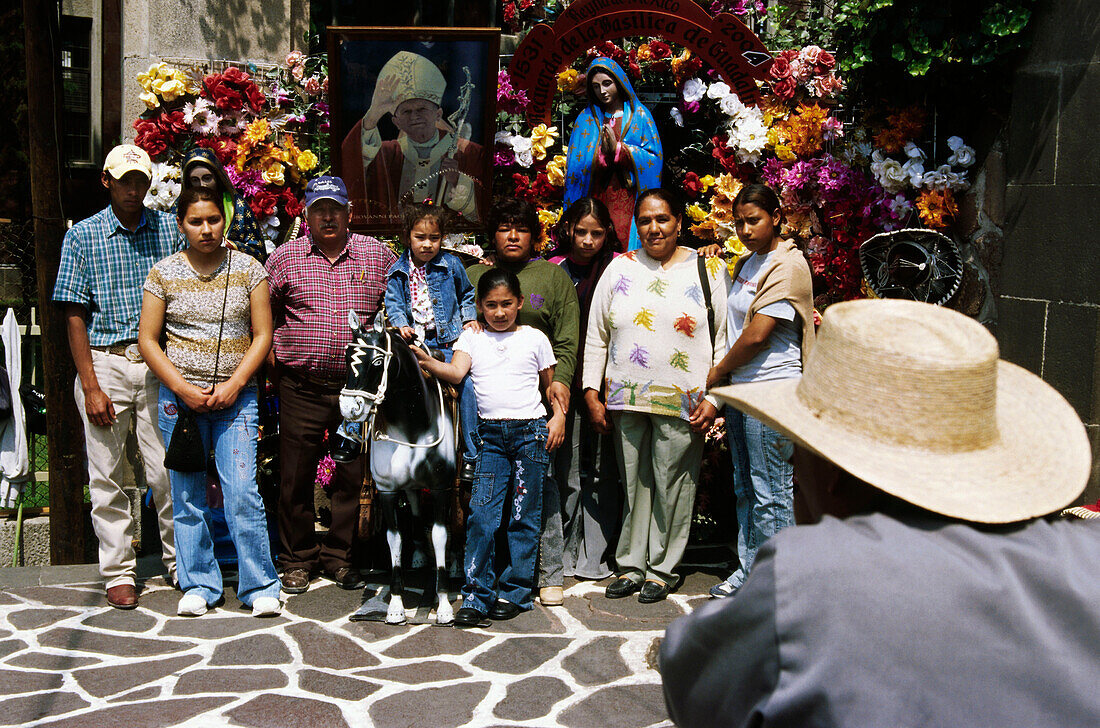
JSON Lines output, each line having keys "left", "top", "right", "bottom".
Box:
{"left": 261, "top": 214, "right": 281, "bottom": 241}
{"left": 510, "top": 135, "right": 533, "bottom": 154}
{"left": 195, "top": 113, "right": 220, "bottom": 136}
{"left": 871, "top": 152, "right": 908, "bottom": 194}
{"left": 902, "top": 158, "right": 926, "bottom": 188}
{"left": 921, "top": 165, "right": 948, "bottom": 190}
{"left": 732, "top": 116, "right": 769, "bottom": 158}
{"left": 706, "top": 81, "right": 731, "bottom": 100}
{"left": 143, "top": 164, "right": 182, "bottom": 211}
{"left": 515, "top": 149, "right": 534, "bottom": 168}
{"left": 669, "top": 107, "right": 684, "bottom": 127}
{"left": 947, "top": 142, "right": 976, "bottom": 168}
{"left": 887, "top": 193, "right": 913, "bottom": 217}
{"left": 945, "top": 168, "right": 971, "bottom": 192}
{"left": 946, "top": 135, "right": 966, "bottom": 151}
{"left": 903, "top": 142, "right": 926, "bottom": 162}
{"left": 494, "top": 131, "right": 513, "bottom": 146}
{"left": 719, "top": 94, "right": 745, "bottom": 119}
{"left": 682, "top": 78, "right": 706, "bottom": 103}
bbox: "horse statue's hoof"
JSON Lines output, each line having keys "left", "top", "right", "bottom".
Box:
{"left": 435, "top": 599, "right": 455, "bottom": 625}
{"left": 385, "top": 594, "right": 407, "bottom": 624}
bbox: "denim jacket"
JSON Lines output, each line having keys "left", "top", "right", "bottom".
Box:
{"left": 384, "top": 250, "right": 476, "bottom": 345}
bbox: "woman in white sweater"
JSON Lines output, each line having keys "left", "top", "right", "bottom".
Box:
{"left": 582, "top": 188, "right": 729, "bottom": 603}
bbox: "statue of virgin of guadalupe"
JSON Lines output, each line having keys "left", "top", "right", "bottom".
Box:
{"left": 564, "top": 57, "right": 663, "bottom": 251}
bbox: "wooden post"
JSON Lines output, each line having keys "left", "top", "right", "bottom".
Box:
{"left": 24, "top": 0, "right": 87, "bottom": 564}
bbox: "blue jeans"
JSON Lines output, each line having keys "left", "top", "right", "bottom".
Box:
{"left": 158, "top": 387, "right": 280, "bottom": 607}
{"left": 724, "top": 407, "right": 795, "bottom": 589}
{"left": 461, "top": 418, "right": 549, "bottom": 614}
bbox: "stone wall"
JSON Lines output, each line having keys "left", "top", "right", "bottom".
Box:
{"left": 120, "top": 0, "right": 309, "bottom": 134}
{"left": 996, "top": 0, "right": 1100, "bottom": 503}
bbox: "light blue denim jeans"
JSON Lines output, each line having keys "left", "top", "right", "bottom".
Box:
{"left": 461, "top": 418, "right": 549, "bottom": 614}
{"left": 158, "top": 387, "right": 280, "bottom": 607}
{"left": 724, "top": 406, "right": 795, "bottom": 590}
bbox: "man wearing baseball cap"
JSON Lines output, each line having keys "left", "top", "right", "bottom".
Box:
{"left": 660, "top": 299, "right": 1100, "bottom": 726}
{"left": 52, "top": 144, "right": 179, "bottom": 609}
{"left": 265, "top": 176, "right": 396, "bottom": 593}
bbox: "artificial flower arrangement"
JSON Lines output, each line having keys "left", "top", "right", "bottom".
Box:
{"left": 131, "top": 53, "right": 330, "bottom": 242}
{"left": 495, "top": 36, "right": 976, "bottom": 308}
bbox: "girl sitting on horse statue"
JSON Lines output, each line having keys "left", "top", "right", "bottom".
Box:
{"left": 331, "top": 202, "right": 478, "bottom": 462}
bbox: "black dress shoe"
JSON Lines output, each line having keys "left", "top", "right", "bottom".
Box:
{"left": 330, "top": 434, "right": 361, "bottom": 463}
{"left": 605, "top": 577, "right": 641, "bottom": 599}
{"left": 488, "top": 600, "right": 523, "bottom": 621}
{"left": 638, "top": 580, "right": 671, "bottom": 604}
{"left": 459, "top": 460, "right": 476, "bottom": 485}
{"left": 454, "top": 607, "right": 487, "bottom": 628}
{"left": 328, "top": 567, "right": 366, "bottom": 590}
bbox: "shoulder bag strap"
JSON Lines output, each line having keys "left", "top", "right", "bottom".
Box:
{"left": 211, "top": 250, "right": 231, "bottom": 388}
{"left": 697, "top": 253, "right": 715, "bottom": 348}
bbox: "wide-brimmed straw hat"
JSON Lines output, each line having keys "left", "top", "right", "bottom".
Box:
{"left": 712, "top": 299, "right": 1090, "bottom": 523}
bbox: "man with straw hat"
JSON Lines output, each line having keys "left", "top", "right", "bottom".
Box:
{"left": 660, "top": 299, "right": 1099, "bottom": 727}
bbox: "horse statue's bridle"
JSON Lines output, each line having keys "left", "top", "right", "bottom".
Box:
{"left": 343, "top": 327, "right": 394, "bottom": 409}
{"left": 343, "top": 329, "right": 447, "bottom": 450}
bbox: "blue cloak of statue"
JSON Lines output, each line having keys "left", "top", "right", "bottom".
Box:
{"left": 564, "top": 57, "right": 663, "bottom": 251}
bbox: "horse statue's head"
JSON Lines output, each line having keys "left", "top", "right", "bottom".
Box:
{"left": 339, "top": 310, "right": 393, "bottom": 424}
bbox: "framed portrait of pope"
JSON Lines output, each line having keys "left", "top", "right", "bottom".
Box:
{"left": 328, "top": 27, "right": 501, "bottom": 234}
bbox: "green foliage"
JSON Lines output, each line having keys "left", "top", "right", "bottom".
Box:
{"left": 759, "top": 0, "right": 1036, "bottom": 99}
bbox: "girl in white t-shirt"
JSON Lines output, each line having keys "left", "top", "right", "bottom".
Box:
{"left": 414, "top": 269, "right": 565, "bottom": 627}
{"left": 705, "top": 184, "right": 814, "bottom": 600}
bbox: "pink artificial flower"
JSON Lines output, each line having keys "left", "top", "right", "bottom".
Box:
{"left": 813, "top": 73, "right": 845, "bottom": 98}
{"left": 304, "top": 76, "right": 321, "bottom": 96}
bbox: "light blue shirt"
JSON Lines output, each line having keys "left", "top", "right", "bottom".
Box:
{"left": 53, "top": 205, "right": 182, "bottom": 346}
{"left": 726, "top": 250, "right": 803, "bottom": 384}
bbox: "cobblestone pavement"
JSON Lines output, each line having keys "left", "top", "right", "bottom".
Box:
{"left": 0, "top": 555, "right": 724, "bottom": 727}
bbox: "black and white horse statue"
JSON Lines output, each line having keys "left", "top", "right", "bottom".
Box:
{"left": 339, "top": 311, "right": 456, "bottom": 625}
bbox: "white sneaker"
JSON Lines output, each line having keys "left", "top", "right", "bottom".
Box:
{"left": 251, "top": 596, "right": 282, "bottom": 617}
{"left": 177, "top": 592, "right": 208, "bottom": 617}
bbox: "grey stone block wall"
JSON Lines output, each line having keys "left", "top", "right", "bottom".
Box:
{"left": 997, "top": 0, "right": 1100, "bottom": 504}
{"left": 121, "top": 0, "right": 309, "bottom": 136}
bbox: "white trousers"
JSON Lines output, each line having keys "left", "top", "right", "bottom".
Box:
{"left": 74, "top": 350, "right": 175, "bottom": 588}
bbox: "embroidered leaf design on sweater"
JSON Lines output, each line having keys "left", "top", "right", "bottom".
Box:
{"left": 684, "top": 283, "right": 704, "bottom": 307}
{"left": 608, "top": 310, "right": 617, "bottom": 329}
{"left": 623, "top": 250, "right": 638, "bottom": 261}
{"left": 611, "top": 275, "right": 632, "bottom": 296}
{"left": 669, "top": 349, "right": 690, "bottom": 371}
{"left": 633, "top": 308, "right": 656, "bottom": 331}
{"left": 647, "top": 277, "right": 669, "bottom": 297}
{"left": 673, "top": 313, "right": 696, "bottom": 337}
{"left": 629, "top": 344, "right": 650, "bottom": 368}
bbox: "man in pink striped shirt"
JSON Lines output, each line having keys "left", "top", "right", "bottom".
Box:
{"left": 265, "top": 176, "right": 397, "bottom": 594}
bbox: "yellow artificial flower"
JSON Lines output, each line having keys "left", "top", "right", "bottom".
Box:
{"left": 139, "top": 90, "right": 160, "bottom": 110}
{"left": 686, "top": 204, "right": 708, "bottom": 222}
{"left": 154, "top": 78, "right": 186, "bottom": 102}
{"left": 262, "top": 162, "right": 285, "bottom": 186}
{"left": 530, "top": 124, "right": 559, "bottom": 161}
{"left": 715, "top": 173, "right": 742, "bottom": 202}
{"left": 774, "top": 143, "right": 796, "bottom": 162}
{"left": 536, "top": 207, "right": 562, "bottom": 252}
{"left": 557, "top": 68, "right": 583, "bottom": 94}
{"left": 698, "top": 175, "right": 716, "bottom": 194}
{"left": 296, "top": 149, "right": 319, "bottom": 172}
{"left": 545, "top": 154, "right": 567, "bottom": 186}
{"left": 242, "top": 119, "right": 271, "bottom": 145}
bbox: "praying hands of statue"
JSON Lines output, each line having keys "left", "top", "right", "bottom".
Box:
{"left": 364, "top": 74, "right": 400, "bottom": 130}
{"left": 599, "top": 124, "right": 619, "bottom": 160}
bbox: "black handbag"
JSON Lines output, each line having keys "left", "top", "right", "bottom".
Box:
{"left": 164, "top": 407, "right": 205, "bottom": 471}
{"left": 164, "top": 251, "right": 232, "bottom": 473}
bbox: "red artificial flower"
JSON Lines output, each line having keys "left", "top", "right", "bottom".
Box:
{"left": 649, "top": 41, "right": 672, "bottom": 60}
{"left": 133, "top": 119, "right": 170, "bottom": 159}
{"left": 250, "top": 189, "right": 279, "bottom": 219}
{"left": 196, "top": 137, "right": 238, "bottom": 166}
{"left": 682, "top": 171, "right": 703, "bottom": 199}
{"left": 156, "top": 109, "right": 187, "bottom": 136}
{"left": 519, "top": 0, "right": 535, "bottom": 9}
{"left": 771, "top": 76, "right": 797, "bottom": 101}
{"left": 280, "top": 187, "right": 303, "bottom": 218}
{"left": 627, "top": 61, "right": 642, "bottom": 81}
{"left": 817, "top": 49, "right": 836, "bottom": 70}
{"left": 649, "top": 60, "right": 670, "bottom": 74}
{"left": 768, "top": 56, "right": 792, "bottom": 81}
{"left": 502, "top": 2, "right": 517, "bottom": 28}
